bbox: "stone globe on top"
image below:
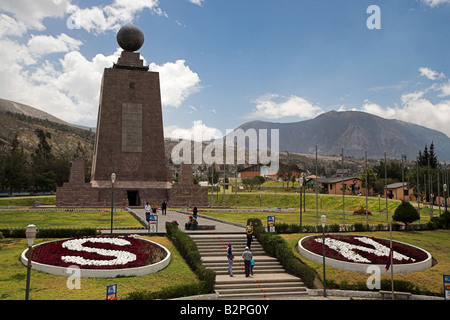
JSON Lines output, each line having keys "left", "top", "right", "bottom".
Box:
{"left": 116, "top": 25, "right": 144, "bottom": 52}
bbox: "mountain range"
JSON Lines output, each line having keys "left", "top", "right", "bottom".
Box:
{"left": 2, "top": 98, "right": 449, "bottom": 162}
{"left": 233, "top": 111, "right": 450, "bottom": 161}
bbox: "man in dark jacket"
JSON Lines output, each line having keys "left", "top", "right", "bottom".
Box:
{"left": 242, "top": 246, "right": 253, "bottom": 277}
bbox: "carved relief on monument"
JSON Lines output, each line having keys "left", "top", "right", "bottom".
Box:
{"left": 122, "top": 102, "right": 143, "bottom": 153}
{"left": 125, "top": 154, "right": 140, "bottom": 172}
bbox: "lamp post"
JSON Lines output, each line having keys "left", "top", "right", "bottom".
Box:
{"left": 321, "top": 215, "right": 327, "bottom": 297}
{"left": 299, "top": 176, "right": 303, "bottom": 233}
{"left": 444, "top": 184, "right": 448, "bottom": 212}
{"left": 25, "top": 224, "right": 37, "bottom": 300}
{"left": 110, "top": 173, "right": 116, "bottom": 234}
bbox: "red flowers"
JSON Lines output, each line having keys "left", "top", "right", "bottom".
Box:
{"left": 31, "top": 236, "right": 166, "bottom": 270}
{"left": 302, "top": 235, "right": 428, "bottom": 265}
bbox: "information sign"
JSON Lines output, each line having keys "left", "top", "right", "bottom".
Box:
{"left": 267, "top": 216, "right": 275, "bottom": 232}
{"left": 148, "top": 214, "right": 158, "bottom": 233}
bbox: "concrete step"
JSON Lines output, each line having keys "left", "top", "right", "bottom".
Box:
{"left": 215, "top": 281, "right": 304, "bottom": 290}
{"left": 217, "top": 291, "right": 309, "bottom": 300}
{"left": 190, "top": 233, "right": 307, "bottom": 300}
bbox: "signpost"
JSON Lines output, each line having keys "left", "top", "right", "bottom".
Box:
{"left": 444, "top": 275, "right": 450, "bottom": 300}
{"left": 148, "top": 214, "right": 158, "bottom": 233}
{"left": 106, "top": 284, "right": 117, "bottom": 300}
{"left": 267, "top": 216, "right": 275, "bottom": 232}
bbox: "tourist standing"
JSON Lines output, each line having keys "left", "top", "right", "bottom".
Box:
{"left": 193, "top": 206, "right": 198, "bottom": 220}
{"left": 246, "top": 221, "right": 253, "bottom": 248}
{"left": 242, "top": 246, "right": 253, "bottom": 277}
{"left": 227, "top": 243, "right": 234, "bottom": 277}
{"left": 145, "top": 202, "right": 151, "bottom": 221}
{"left": 161, "top": 201, "right": 167, "bottom": 215}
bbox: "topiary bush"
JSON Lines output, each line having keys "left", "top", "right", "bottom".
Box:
{"left": 392, "top": 201, "right": 420, "bottom": 230}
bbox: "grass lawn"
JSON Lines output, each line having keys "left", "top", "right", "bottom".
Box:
{"left": 0, "top": 236, "right": 198, "bottom": 300}
{"left": 282, "top": 230, "right": 450, "bottom": 296}
{"left": 200, "top": 208, "right": 435, "bottom": 227}
{"left": 0, "top": 209, "right": 143, "bottom": 229}
{"left": 210, "top": 191, "right": 403, "bottom": 212}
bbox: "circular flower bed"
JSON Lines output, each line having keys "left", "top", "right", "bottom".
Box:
{"left": 298, "top": 234, "right": 432, "bottom": 274}
{"left": 21, "top": 235, "right": 171, "bottom": 278}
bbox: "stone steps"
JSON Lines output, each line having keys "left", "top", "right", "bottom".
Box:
{"left": 190, "top": 233, "right": 308, "bottom": 300}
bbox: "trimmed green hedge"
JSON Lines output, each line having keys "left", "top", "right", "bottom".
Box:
{"left": 0, "top": 227, "right": 100, "bottom": 238}
{"left": 248, "top": 218, "right": 317, "bottom": 288}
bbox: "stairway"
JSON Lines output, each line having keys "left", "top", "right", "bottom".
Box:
{"left": 190, "top": 233, "right": 308, "bottom": 300}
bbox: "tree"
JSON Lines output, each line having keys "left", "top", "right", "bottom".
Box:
{"left": 360, "top": 168, "right": 377, "bottom": 195}
{"left": 30, "top": 129, "right": 57, "bottom": 191}
{"left": 0, "top": 135, "right": 30, "bottom": 193}
{"left": 418, "top": 142, "right": 438, "bottom": 168}
{"left": 392, "top": 201, "right": 420, "bottom": 230}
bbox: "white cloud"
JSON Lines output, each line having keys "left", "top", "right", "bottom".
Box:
{"left": 0, "top": 37, "right": 121, "bottom": 125}
{"left": 149, "top": 60, "right": 201, "bottom": 108}
{"left": 67, "top": 0, "right": 165, "bottom": 34}
{"left": 250, "top": 94, "right": 324, "bottom": 119}
{"left": 361, "top": 95, "right": 450, "bottom": 137}
{"left": 419, "top": 67, "right": 445, "bottom": 80}
{"left": 439, "top": 81, "right": 450, "bottom": 97}
{"left": 188, "top": 0, "right": 205, "bottom": 6}
{"left": 27, "top": 33, "right": 83, "bottom": 56}
{"left": 165, "top": 120, "right": 222, "bottom": 141}
{"left": 0, "top": 0, "right": 69, "bottom": 31}
{"left": 421, "top": 0, "right": 450, "bottom": 7}
{"left": 0, "top": 13, "right": 27, "bottom": 38}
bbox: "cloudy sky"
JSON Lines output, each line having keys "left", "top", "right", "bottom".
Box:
{"left": 1, "top": 0, "right": 450, "bottom": 140}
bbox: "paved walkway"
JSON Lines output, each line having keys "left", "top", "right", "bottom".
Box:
{"left": 103, "top": 208, "right": 246, "bottom": 234}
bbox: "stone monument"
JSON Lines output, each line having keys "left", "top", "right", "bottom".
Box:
{"left": 56, "top": 25, "right": 208, "bottom": 208}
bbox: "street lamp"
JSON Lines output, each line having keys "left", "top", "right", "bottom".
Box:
{"left": 110, "top": 173, "right": 116, "bottom": 234}
{"left": 25, "top": 224, "right": 37, "bottom": 300}
{"left": 321, "top": 215, "right": 327, "bottom": 298}
{"left": 444, "top": 184, "right": 448, "bottom": 212}
{"left": 299, "top": 176, "right": 303, "bottom": 233}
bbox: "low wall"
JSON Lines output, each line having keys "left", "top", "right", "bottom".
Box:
{"left": 21, "top": 238, "right": 171, "bottom": 278}
{"left": 297, "top": 234, "right": 432, "bottom": 274}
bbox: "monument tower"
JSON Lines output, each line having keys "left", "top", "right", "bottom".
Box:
{"left": 90, "top": 24, "right": 171, "bottom": 206}
{"left": 57, "top": 25, "right": 207, "bottom": 207}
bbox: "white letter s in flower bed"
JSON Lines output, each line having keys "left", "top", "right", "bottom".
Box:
{"left": 61, "top": 237, "right": 137, "bottom": 266}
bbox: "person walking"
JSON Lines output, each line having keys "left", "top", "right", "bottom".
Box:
{"left": 250, "top": 258, "right": 255, "bottom": 276}
{"left": 246, "top": 221, "right": 253, "bottom": 249}
{"left": 242, "top": 246, "right": 253, "bottom": 277}
{"left": 227, "top": 243, "right": 234, "bottom": 277}
{"left": 192, "top": 206, "right": 198, "bottom": 220}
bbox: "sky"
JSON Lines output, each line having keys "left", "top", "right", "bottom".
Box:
{"left": 1, "top": 0, "right": 450, "bottom": 141}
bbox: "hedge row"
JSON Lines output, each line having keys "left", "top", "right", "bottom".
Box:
{"left": 274, "top": 213, "right": 450, "bottom": 234}
{"left": 125, "top": 222, "right": 216, "bottom": 300}
{"left": 0, "top": 227, "right": 100, "bottom": 238}
{"left": 248, "top": 218, "right": 317, "bottom": 288}
{"left": 326, "top": 278, "right": 440, "bottom": 297}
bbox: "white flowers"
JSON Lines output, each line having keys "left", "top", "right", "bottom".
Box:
{"left": 314, "top": 236, "right": 415, "bottom": 264}
{"left": 61, "top": 237, "right": 137, "bottom": 266}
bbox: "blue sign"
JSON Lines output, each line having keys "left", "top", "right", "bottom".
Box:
{"left": 148, "top": 215, "right": 158, "bottom": 233}
{"left": 106, "top": 284, "right": 117, "bottom": 300}
{"left": 267, "top": 216, "right": 275, "bottom": 232}
{"left": 444, "top": 275, "right": 450, "bottom": 300}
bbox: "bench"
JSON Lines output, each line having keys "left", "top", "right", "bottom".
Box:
{"left": 379, "top": 290, "right": 412, "bottom": 300}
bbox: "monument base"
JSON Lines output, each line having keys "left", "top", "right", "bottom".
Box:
{"left": 56, "top": 158, "right": 208, "bottom": 208}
